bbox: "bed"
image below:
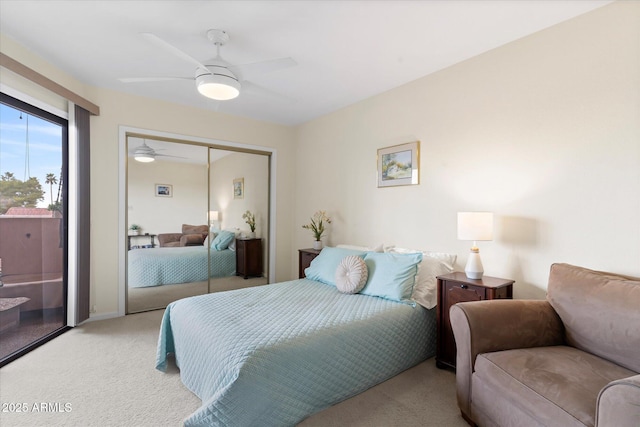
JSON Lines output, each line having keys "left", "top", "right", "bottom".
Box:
{"left": 128, "top": 246, "right": 236, "bottom": 288}
{"left": 156, "top": 246, "right": 455, "bottom": 426}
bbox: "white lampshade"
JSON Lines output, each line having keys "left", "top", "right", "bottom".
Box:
{"left": 457, "top": 212, "right": 494, "bottom": 242}
{"left": 457, "top": 212, "right": 494, "bottom": 280}
{"left": 209, "top": 211, "right": 220, "bottom": 222}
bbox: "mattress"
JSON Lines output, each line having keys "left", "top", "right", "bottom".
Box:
{"left": 128, "top": 246, "right": 236, "bottom": 288}
{"left": 156, "top": 278, "right": 436, "bottom": 426}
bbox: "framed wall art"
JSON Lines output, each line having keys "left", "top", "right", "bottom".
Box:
{"left": 155, "top": 184, "right": 173, "bottom": 197}
{"left": 377, "top": 141, "right": 420, "bottom": 187}
{"left": 233, "top": 178, "right": 244, "bottom": 199}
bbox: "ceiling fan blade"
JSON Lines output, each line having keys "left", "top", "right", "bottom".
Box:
{"left": 141, "top": 32, "right": 210, "bottom": 71}
{"left": 229, "top": 57, "right": 296, "bottom": 81}
{"left": 242, "top": 80, "right": 294, "bottom": 101}
{"left": 155, "top": 153, "right": 188, "bottom": 159}
{"left": 118, "top": 77, "right": 194, "bottom": 83}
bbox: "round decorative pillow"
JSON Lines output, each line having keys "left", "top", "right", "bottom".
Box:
{"left": 335, "top": 255, "right": 368, "bottom": 294}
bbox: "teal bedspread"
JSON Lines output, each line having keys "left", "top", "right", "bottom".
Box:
{"left": 128, "top": 247, "right": 236, "bottom": 288}
{"left": 156, "top": 279, "right": 436, "bottom": 426}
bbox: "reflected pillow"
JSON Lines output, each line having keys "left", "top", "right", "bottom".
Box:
{"left": 222, "top": 228, "right": 241, "bottom": 251}
{"left": 361, "top": 252, "right": 422, "bottom": 303}
{"left": 305, "top": 247, "right": 367, "bottom": 286}
{"left": 211, "top": 230, "right": 235, "bottom": 251}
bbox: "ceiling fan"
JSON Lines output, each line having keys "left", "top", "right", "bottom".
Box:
{"left": 119, "top": 29, "right": 296, "bottom": 101}
{"left": 130, "top": 140, "right": 186, "bottom": 163}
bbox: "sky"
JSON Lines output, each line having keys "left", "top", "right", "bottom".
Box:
{"left": 0, "top": 102, "right": 63, "bottom": 208}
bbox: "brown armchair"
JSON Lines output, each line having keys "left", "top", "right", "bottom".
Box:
{"left": 157, "top": 224, "right": 209, "bottom": 247}
{"left": 450, "top": 263, "right": 640, "bottom": 427}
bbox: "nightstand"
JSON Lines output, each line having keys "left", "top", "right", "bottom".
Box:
{"left": 236, "top": 238, "right": 263, "bottom": 279}
{"left": 436, "top": 272, "right": 514, "bottom": 370}
{"left": 298, "top": 248, "right": 321, "bottom": 278}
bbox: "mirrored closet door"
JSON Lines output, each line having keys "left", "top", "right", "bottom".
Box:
{"left": 126, "top": 138, "right": 210, "bottom": 313}
{"left": 125, "top": 137, "right": 270, "bottom": 313}
{"left": 208, "top": 149, "right": 269, "bottom": 293}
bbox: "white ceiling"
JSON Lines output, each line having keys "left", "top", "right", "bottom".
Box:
{"left": 0, "top": 1, "right": 612, "bottom": 126}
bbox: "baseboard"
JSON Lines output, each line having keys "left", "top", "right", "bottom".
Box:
{"left": 84, "top": 311, "right": 121, "bottom": 323}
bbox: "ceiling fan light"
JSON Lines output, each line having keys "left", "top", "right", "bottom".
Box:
{"left": 134, "top": 154, "right": 155, "bottom": 163}
{"left": 196, "top": 73, "right": 240, "bottom": 101}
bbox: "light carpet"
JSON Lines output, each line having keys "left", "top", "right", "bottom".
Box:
{"left": 0, "top": 309, "right": 467, "bottom": 427}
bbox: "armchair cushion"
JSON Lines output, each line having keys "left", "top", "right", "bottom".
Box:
{"left": 180, "top": 233, "right": 205, "bottom": 246}
{"left": 182, "top": 224, "right": 209, "bottom": 239}
{"left": 450, "top": 299, "right": 564, "bottom": 418}
{"left": 473, "top": 346, "right": 635, "bottom": 427}
{"left": 158, "top": 224, "right": 209, "bottom": 248}
{"left": 157, "top": 233, "right": 182, "bottom": 247}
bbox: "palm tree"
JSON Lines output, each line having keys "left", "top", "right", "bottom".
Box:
{"left": 45, "top": 173, "right": 57, "bottom": 205}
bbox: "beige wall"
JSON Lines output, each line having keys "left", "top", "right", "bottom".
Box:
{"left": 295, "top": 1, "right": 640, "bottom": 298}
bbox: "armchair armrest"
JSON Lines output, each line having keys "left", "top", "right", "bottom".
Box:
{"left": 157, "top": 233, "right": 182, "bottom": 247}
{"left": 450, "top": 299, "right": 564, "bottom": 420}
{"left": 179, "top": 233, "right": 205, "bottom": 246}
{"left": 597, "top": 374, "right": 640, "bottom": 427}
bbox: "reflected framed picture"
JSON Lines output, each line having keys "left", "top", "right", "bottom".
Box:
{"left": 155, "top": 184, "right": 172, "bottom": 197}
{"left": 377, "top": 141, "right": 420, "bottom": 187}
{"left": 233, "top": 178, "right": 244, "bottom": 199}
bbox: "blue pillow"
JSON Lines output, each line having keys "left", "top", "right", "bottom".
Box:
{"left": 211, "top": 230, "right": 235, "bottom": 251}
{"left": 304, "top": 247, "right": 367, "bottom": 286}
{"left": 360, "top": 252, "right": 423, "bottom": 303}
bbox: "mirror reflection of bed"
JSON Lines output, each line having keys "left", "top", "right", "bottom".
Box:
{"left": 126, "top": 137, "right": 270, "bottom": 313}
{"left": 127, "top": 277, "right": 268, "bottom": 313}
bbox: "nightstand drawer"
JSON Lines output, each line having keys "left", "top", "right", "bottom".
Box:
{"left": 445, "top": 282, "right": 487, "bottom": 303}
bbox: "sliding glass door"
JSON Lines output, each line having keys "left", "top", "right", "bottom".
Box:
{"left": 0, "top": 93, "right": 68, "bottom": 365}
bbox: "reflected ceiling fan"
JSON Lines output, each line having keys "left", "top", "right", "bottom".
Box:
{"left": 130, "top": 140, "right": 186, "bottom": 163}
{"left": 119, "top": 29, "right": 296, "bottom": 101}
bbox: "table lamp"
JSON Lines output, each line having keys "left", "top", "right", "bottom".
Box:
{"left": 209, "top": 211, "right": 220, "bottom": 231}
{"left": 457, "top": 212, "right": 494, "bottom": 279}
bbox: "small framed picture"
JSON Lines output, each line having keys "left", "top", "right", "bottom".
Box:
{"left": 377, "top": 141, "right": 420, "bottom": 187}
{"left": 233, "top": 178, "right": 244, "bottom": 199}
{"left": 155, "top": 184, "right": 173, "bottom": 197}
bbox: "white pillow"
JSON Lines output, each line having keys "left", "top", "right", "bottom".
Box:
{"left": 336, "top": 243, "right": 392, "bottom": 253}
{"left": 387, "top": 247, "right": 457, "bottom": 309}
{"left": 335, "top": 255, "right": 369, "bottom": 294}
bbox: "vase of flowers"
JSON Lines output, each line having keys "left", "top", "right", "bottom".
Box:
{"left": 129, "top": 224, "right": 141, "bottom": 236}
{"left": 242, "top": 210, "right": 256, "bottom": 238}
{"left": 302, "top": 210, "right": 331, "bottom": 249}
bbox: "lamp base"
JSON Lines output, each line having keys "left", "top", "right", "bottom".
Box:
{"left": 464, "top": 248, "right": 484, "bottom": 280}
